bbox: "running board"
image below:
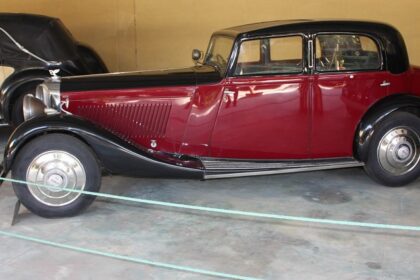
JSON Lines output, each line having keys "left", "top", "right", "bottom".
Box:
{"left": 202, "top": 158, "right": 364, "bottom": 179}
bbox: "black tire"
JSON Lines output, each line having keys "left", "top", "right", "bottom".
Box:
{"left": 11, "top": 94, "right": 26, "bottom": 127}
{"left": 364, "top": 111, "right": 420, "bottom": 187}
{"left": 12, "top": 134, "right": 101, "bottom": 218}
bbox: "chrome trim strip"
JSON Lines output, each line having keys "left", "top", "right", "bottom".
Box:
{"left": 202, "top": 157, "right": 358, "bottom": 170}
{"left": 203, "top": 161, "right": 364, "bottom": 180}
{"left": 203, "top": 160, "right": 316, "bottom": 170}
{"left": 313, "top": 31, "right": 385, "bottom": 73}
{"left": 308, "top": 39, "right": 314, "bottom": 69}
{"left": 0, "top": 27, "right": 61, "bottom": 66}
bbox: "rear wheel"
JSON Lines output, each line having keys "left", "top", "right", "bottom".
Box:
{"left": 12, "top": 134, "right": 101, "bottom": 218}
{"left": 364, "top": 112, "right": 420, "bottom": 187}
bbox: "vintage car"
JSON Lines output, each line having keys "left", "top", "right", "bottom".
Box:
{"left": 1, "top": 20, "right": 420, "bottom": 218}
{"left": 0, "top": 13, "right": 108, "bottom": 126}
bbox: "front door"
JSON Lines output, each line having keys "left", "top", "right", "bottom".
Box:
{"left": 210, "top": 35, "right": 311, "bottom": 159}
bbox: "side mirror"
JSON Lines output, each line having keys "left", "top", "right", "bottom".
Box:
{"left": 192, "top": 49, "right": 203, "bottom": 64}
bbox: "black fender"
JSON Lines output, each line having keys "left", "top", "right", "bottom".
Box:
{"left": 0, "top": 68, "right": 52, "bottom": 122}
{"left": 354, "top": 94, "right": 420, "bottom": 161}
{"left": 1, "top": 114, "right": 203, "bottom": 180}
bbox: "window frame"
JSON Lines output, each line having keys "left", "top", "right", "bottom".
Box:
{"left": 230, "top": 33, "right": 307, "bottom": 78}
{"left": 204, "top": 34, "right": 236, "bottom": 76}
{"left": 313, "top": 32, "right": 385, "bottom": 74}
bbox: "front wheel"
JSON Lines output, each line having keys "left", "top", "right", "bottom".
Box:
{"left": 12, "top": 134, "right": 101, "bottom": 218}
{"left": 364, "top": 112, "right": 420, "bottom": 187}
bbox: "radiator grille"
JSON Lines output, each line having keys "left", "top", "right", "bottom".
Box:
{"left": 78, "top": 103, "right": 172, "bottom": 140}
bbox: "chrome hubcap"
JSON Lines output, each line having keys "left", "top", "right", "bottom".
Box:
{"left": 26, "top": 150, "right": 86, "bottom": 207}
{"left": 377, "top": 127, "right": 420, "bottom": 175}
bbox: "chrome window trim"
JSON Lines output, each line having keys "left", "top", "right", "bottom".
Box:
{"left": 308, "top": 39, "right": 314, "bottom": 69}
{"left": 313, "top": 31, "right": 384, "bottom": 74}
{"left": 230, "top": 33, "right": 308, "bottom": 77}
{"left": 204, "top": 34, "right": 236, "bottom": 76}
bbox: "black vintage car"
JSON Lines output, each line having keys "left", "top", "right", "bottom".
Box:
{"left": 0, "top": 13, "right": 108, "bottom": 126}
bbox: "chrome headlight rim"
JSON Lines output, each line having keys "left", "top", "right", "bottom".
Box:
{"left": 45, "top": 79, "right": 61, "bottom": 110}
{"left": 35, "top": 84, "right": 50, "bottom": 106}
{"left": 50, "top": 91, "right": 61, "bottom": 109}
{"left": 23, "top": 94, "right": 47, "bottom": 121}
{"left": 35, "top": 80, "right": 61, "bottom": 110}
{"left": 25, "top": 79, "right": 62, "bottom": 121}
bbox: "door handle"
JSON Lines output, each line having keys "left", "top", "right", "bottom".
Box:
{"left": 380, "top": 81, "right": 391, "bottom": 87}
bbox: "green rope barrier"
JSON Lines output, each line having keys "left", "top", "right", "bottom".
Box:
{"left": 1, "top": 176, "right": 420, "bottom": 232}
{"left": 1, "top": 176, "right": 419, "bottom": 279}
{"left": 0, "top": 229, "right": 260, "bottom": 280}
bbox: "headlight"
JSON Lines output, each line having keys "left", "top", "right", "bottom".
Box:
{"left": 35, "top": 84, "right": 49, "bottom": 105}
{"left": 35, "top": 79, "right": 61, "bottom": 110}
{"left": 24, "top": 79, "right": 62, "bottom": 121}
{"left": 23, "top": 94, "right": 46, "bottom": 121}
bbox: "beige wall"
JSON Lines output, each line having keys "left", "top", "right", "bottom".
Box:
{"left": 1, "top": 0, "right": 420, "bottom": 72}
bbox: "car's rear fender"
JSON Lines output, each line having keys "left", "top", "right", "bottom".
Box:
{"left": 354, "top": 94, "right": 420, "bottom": 161}
{"left": 1, "top": 114, "right": 204, "bottom": 180}
{"left": 410, "top": 65, "right": 420, "bottom": 95}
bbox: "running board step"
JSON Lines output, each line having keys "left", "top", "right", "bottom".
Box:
{"left": 202, "top": 158, "right": 364, "bottom": 179}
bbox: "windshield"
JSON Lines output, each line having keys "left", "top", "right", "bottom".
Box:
{"left": 204, "top": 35, "right": 235, "bottom": 74}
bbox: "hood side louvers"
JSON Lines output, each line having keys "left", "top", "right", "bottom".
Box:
{"left": 78, "top": 103, "right": 172, "bottom": 141}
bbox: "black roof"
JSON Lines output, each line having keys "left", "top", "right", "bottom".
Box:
{"left": 219, "top": 19, "right": 398, "bottom": 37}
{"left": 216, "top": 19, "right": 409, "bottom": 74}
{"left": 0, "top": 13, "right": 78, "bottom": 61}
{"left": 220, "top": 19, "right": 312, "bottom": 35}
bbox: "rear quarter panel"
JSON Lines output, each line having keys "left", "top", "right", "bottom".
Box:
{"left": 410, "top": 66, "right": 420, "bottom": 95}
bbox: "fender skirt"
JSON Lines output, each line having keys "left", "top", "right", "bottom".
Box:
{"left": 0, "top": 115, "right": 204, "bottom": 181}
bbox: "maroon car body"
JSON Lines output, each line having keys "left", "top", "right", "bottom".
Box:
{"left": 61, "top": 66, "right": 419, "bottom": 160}
{"left": 2, "top": 20, "right": 420, "bottom": 217}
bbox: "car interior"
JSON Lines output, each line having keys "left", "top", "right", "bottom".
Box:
{"left": 315, "top": 34, "right": 381, "bottom": 72}
{"left": 234, "top": 36, "right": 303, "bottom": 76}
{"left": 234, "top": 34, "right": 381, "bottom": 76}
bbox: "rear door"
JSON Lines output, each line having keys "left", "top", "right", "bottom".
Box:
{"left": 311, "top": 33, "right": 391, "bottom": 158}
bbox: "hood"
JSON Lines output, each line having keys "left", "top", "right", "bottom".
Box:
{"left": 60, "top": 65, "right": 222, "bottom": 92}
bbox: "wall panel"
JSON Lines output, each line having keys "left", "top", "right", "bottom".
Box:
{"left": 1, "top": 0, "right": 419, "bottom": 72}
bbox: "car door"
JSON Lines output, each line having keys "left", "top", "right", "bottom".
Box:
{"left": 311, "top": 33, "right": 390, "bottom": 158}
{"left": 210, "top": 35, "right": 311, "bottom": 159}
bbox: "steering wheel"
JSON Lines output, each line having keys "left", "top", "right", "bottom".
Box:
{"left": 215, "top": 54, "right": 227, "bottom": 69}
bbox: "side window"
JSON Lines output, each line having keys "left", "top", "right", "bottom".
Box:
{"left": 315, "top": 34, "right": 381, "bottom": 72}
{"left": 234, "top": 36, "right": 303, "bottom": 76}
{"left": 236, "top": 39, "right": 260, "bottom": 63}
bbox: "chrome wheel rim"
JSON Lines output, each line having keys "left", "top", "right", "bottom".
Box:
{"left": 26, "top": 150, "right": 86, "bottom": 207}
{"left": 377, "top": 127, "right": 420, "bottom": 175}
